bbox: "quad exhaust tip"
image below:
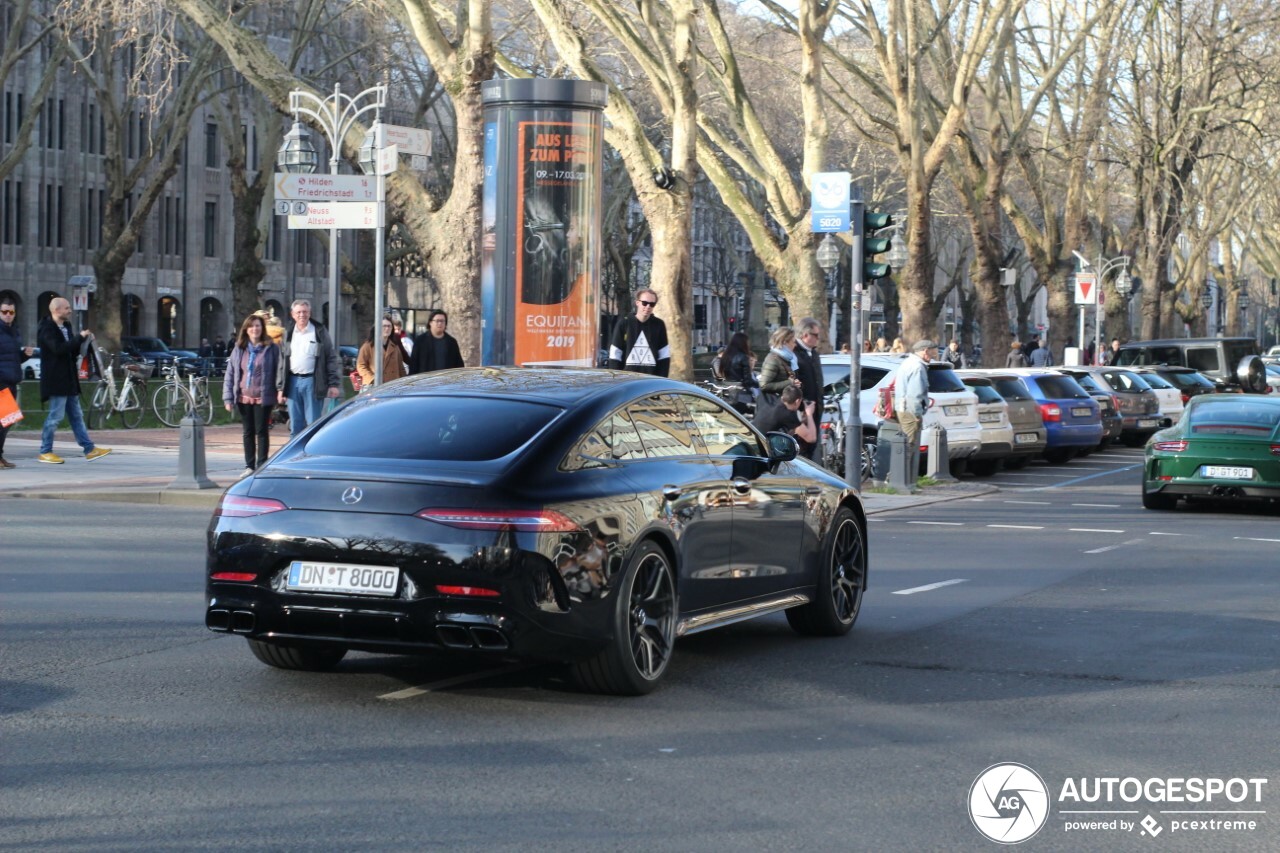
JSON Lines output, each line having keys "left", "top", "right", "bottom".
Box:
{"left": 435, "top": 623, "right": 510, "bottom": 651}
{"left": 206, "top": 609, "right": 256, "bottom": 634}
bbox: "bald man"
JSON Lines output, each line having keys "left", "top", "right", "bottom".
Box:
{"left": 36, "top": 297, "right": 110, "bottom": 463}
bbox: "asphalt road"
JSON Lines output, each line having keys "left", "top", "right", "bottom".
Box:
{"left": 3, "top": 448, "right": 1278, "bottom": 851}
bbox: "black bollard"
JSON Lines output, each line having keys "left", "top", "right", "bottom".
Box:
{"left": 168, "top": 414, "right": 217, "bottom": 490}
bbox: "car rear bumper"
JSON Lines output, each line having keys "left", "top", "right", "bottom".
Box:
{"left": 1045, "top": 422, "right": 1104, "bottom": 448}
{"left": 1145, "top": 481, "right": 1280, "bottom": 502}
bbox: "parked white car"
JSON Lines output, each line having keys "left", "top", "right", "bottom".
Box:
{"left": 820, "top": 352, "right": 982, "bottom": 468}
{"left": 1134, "top": 368, "right": 1185, "bottom": 427}
{"left": 21, "top": 348, "right": 40, "bottom": 380}
{"left": 958, "top": 375, "right": 1015, "bottom": 476}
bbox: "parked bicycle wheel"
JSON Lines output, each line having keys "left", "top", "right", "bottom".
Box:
{"left": 193, "top": 381, "right": 214, "bottom": 425}
{"left": 86, "top": 382, "right": 111, "bottom": 431}
{"left": 120, "top": 378, "right": 146, "bottom": 429}
{"left": 152, "top": 383, "right": 195, "bottom": 427}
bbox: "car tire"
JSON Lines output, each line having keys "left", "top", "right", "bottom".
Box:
{"left": 1142, "top": 490, "right": 1177, "bottom": 511}
{"left": 571, "top": 540, "right": 677, "bottom": 695}
{"left": 247, "top": 638, "right": 347, "bottom": 671}
{"left": 786, "top": 507, "right": 865, "bottom": 637}
{"left": 24, "top": 366, "right": 34, "bottom": 379}
{"left": 1044, "top": 448, "right": 1073, "bottom": 464}
{"left": 1006, "top": 455, "right": 1030, "bottom": 470}
{"left": 968, "top": 459, "right": 998, "bottom": 477}
{"left": 1121, "top": 433, "right": 1149, "bottom": 448}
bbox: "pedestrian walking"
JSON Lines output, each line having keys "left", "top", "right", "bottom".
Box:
{"left": 1005, "top": 340, "right": 1029, "bottom": 368}
{"left": 1029, "top": 337, "right": 1052, "bottom": 367}
{"left": 873, "top": 337, "right": 890, "bottom": 353}
{"left": 357, "top": 315, "right": 409, "bottom": 388}
{"left": 941, "top": 339, "right": 966, "bottom": 369}
{"left": 793, "top": 317, "right": 825, "bottom": 461}
{"left": 213, "top": 335, "right": 227, "bottom": 359}
{"left": 890, "top": 337, "right": 906, "bottom": 354}
{"left": 721, "top": 332, "right": 757, "bottom": 415}
{"left": 35, "top": 297, "right": 110, "bottom": 464}
{"left": 0, "top": 297, "right": 34, "bottom": 468}
{"left": 1103, "top": 337, "right": 1122, "bottom": 365}
{"left": 753, "top": 385, "right": 817, "bottom": 445}
{"left": 606, "top": 289, "right": 671, "bottom": 376}
{"left": 393, "top": 316, "right": 413, "bottom": 357}
{"left": 278, "top": 299, "right": 342, "bottom": 438}
{"left": 223, "top": 313, "right": 280, "bottom": 477}
{"left": 894, "top": 339, "right": 935, "bottom": 493}
{"left": 410, "top": 309, "right": 465, "bottom": 374}
{"left": 758, "top": 326, "right": 802, "bottom": 405}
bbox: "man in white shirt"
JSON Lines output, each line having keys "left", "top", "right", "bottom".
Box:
{"left": 893, "top": 339, "right": 935, "bottom": 492}
{"left": 279, "top": 299, "right": 342, "bottom": 437}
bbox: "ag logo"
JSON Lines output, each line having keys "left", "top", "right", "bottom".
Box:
{"left": 969, "top": 763, "right": 1049, "bottom": 844}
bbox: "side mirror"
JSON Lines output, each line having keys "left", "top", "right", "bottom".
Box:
{"left": 1237, "top": 355, "right": 1268, "bottom": 394}
{"left": 766, "top": 431, "right": 799, "bottom": 462}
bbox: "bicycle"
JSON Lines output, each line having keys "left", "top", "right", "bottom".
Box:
{"left": 86, "top": 350, "right": 149, "bottom": 430}
{"left": 152, "top": 361, "right": 215, "bottom": 427}
{"left": 820, "top": 395, "right": 878, "bottom": 482}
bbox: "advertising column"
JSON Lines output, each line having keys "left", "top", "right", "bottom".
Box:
{"left": 481, "top": 79, "right": 607, "bottom": 367}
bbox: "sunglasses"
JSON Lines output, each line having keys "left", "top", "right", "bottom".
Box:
{"left": 637, "top": 299, "right": 656, "bottom": 307}
{"left": 0, "top": 309, "right": 14, "bottom": 315}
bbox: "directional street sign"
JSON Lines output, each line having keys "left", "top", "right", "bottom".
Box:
{"left": 811, "top": 171, "right": 851, "bottom": 233}
{"left": 1074, "top": 272, "right": 1098, "bottom": 305}
{"left": 288, "top": 201, "right": 382, "bottom": 230}
{"left": 377, "top": 144, "right": 399, "bottom": 176}
{"left": 382, "top": 124, "right": 431, "bottom": 157}
{"left": 275, "top": 173, "right": 376, "bottom": 203}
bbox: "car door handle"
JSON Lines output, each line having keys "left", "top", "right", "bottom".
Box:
{"left": 731, "top": 477, "right": 752, "bottom": 495}
{"left": 805, "top": 486, "right": 821, "bottom": 495}
{"left": 662, "top": 484, "right": 682, "bottom": 502}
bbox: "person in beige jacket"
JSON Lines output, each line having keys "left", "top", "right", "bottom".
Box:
{"left": 357, "top": 315, "right": 409, "bottom": 388}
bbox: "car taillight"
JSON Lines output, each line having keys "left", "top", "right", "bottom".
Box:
{"left": 1180, "top": 392, "right": 1191, "bottom": 405}
{"left": 1153, "top": 440, "right": 1188, "bottom": 452}
{"left": 415, "top": 509, "right": 579, "bottom": 531}
{"left": 1112, "top": 395, "right": 1121, "bottom": 413}
{"left": 214, "top": 495, "right": 288, "bottom": 517}
{"left": 1271, "top": 445, "right": 1280, "bottom": 456}
{"left": 435, "top": 585, "right": 501, "bottom": 598}
{"left": 1038, "top": 403, "right": 1061, "bottom": 422}
{"left": 210, "top": 571, "right": 257, "bottom": 582}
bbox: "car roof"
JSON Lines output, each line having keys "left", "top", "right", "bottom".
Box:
{"left": 1118, "top": 337, "right": 1255, "bottom": 347}
{"left": 376, "top": 367, "right": 681, "bottom": 408}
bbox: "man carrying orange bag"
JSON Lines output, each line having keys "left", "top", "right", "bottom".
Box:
{"left": 0, "top": 296, "right": 33, "bottom": 468}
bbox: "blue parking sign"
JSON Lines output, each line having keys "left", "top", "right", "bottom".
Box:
{"left": 811, "top": 171, "right": 851, "bottom": 232}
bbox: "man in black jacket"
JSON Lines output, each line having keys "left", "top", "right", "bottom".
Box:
{"left": 277, "top": 299, "right": 342, "bottom": 438}
{"left": 36, "top": 297, "right": 110, "bottom": 464}
{"left": 792, "top": 317, "right": 825, "bottom": 461}
{"left": 410, "top": 310, "right": 465, "bottom": 374}
{"left": 0, "top": 297, "right": 34, "bottom": 467}
{"left": 607, "top": 289, "right": 670, "bottom": 376}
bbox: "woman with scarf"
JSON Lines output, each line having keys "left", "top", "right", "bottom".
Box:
{"left": 356, "top": 315, "right": 409, "bottom": 389}
{"left": 223, "top": 313, "right": 280, "bottom": 477}
{"left": 758, "top": 326, "right": 802, "bottom": 405}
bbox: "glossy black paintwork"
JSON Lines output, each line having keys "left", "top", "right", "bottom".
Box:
{"left": 207, "top": 368, "right": 864, "bottom": 662}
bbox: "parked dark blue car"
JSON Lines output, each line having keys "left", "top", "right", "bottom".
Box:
{"left": 1013, "top": 370, "right": 1103, "bottom": 463}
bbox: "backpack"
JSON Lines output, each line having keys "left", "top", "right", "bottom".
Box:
{"left": 872, "top": 380, "right": 896, "bottom": 420}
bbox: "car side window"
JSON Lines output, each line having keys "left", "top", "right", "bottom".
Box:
{"left": 1151, "top": 347, "right": 1183, "bottom": 367}
{"left": 1185, "top": 348, "right": 1219, "bottom": 373}
{"left": 627, "top": 395, "right": 702, "bottom": 459}
{"left": 861, "top": 367, "right": 888, "bottom": 391}
{"left": 679, "top": 393, "right": 762, "bottom": 457}
{"left": 565, "top": 408, "right": 647, "bottom": 470}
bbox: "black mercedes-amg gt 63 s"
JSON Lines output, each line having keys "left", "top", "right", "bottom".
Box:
{"left": 206, "top": 368, "right": 868, "bottom": 694}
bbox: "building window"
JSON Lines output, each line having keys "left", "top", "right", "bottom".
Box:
{"left": 205, "top": 122, "right": 218, "bottom": 168}
{"left": 204, "top": 201, "right": 217, "bottom": 257}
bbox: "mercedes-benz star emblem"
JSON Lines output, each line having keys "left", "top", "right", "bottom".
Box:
{"left": 341, "top": 487, "right": 363, "bottom": 505}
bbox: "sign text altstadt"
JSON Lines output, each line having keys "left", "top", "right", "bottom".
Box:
{"left": 287, "top": 201, "right": 382, "bottom": 230}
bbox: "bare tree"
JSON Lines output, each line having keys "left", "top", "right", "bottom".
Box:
{"left": 0, "top": 3, "right": 62, "bottom": 183}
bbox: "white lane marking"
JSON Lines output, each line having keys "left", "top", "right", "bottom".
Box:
{"left": 907, "top": 521, "right": 964, "bottom": 526}
{"left": 1085, "top": 537, "right": 1145, "bottom": 554}
{"left": 1235, "top": 537, "right": 1280, "bottom": 543}
{"left": 1073, "top": 503, "right": 1120, "bottom": 508}
{"left": 892, "top": 579, "right": 968, "bottom": 595}
{"left": 988, "top": 524, "right": 1044, "bottom": 530}
{"left": 1057, "top": 466, "right": 1106, "bottom": 471}
{"left": 994, "top": 472, "right": 1073, "bottom": 478}
{"left": 379, "top": 663, "right": 531, "bottom": 699}
{"left": 1004, "top": 500, "right": 1051, "bottom": 505}
{"left": 1070, "top": 528, "right": 1125, "bottom": 533}
{"left": 1149, "top": 532, "right": 1184, "bottom": 536}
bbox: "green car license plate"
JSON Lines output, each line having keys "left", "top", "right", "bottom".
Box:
{"left": 1201, "top": 465, "right": 1253, "bottom": 480}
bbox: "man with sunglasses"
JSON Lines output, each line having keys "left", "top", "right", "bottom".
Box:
{"left": 606, "top": 289, "right": 670, "bottom": 377}
{"left": 793, "top": 317, "right": 825, "bottom": 461}
{"left": 0, "top": 298, "right": 34, "bottom": 467}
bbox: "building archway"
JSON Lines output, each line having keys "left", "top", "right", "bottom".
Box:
{"left": 157, "top": 297, "right": 181, "bottom": 345}
{"left": 264, "top": 299, "right": 285, "bottom": 323}
{"left": 37, "top": 291, "right": 61, "bottom": 322}
{"left": 121, "top": 294, "right": 143, "bottom": 337}
{"left": 200, "top": 297, "right": 226, "bottom": 346}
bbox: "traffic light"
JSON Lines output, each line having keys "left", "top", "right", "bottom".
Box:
{"left": 728, "top": 317, "right": 736, "bottom": 329}
{"left": 863, "top": 211, "right": 894, "bottom": 280}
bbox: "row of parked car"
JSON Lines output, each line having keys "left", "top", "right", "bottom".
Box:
{"left": 820, "top": 351, "right": 1235, "bottom": 477}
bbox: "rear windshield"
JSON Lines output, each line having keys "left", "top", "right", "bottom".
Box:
{"left": 1162, "top": 370, "right": 1215, "bottom": 390}
{"left": 1137, "top": 372, "right": 1174, "bottom": 389}
{"left": 1031, "top": 375, "right": 1090, "bottom": 400}
{"left": 991, "top": 377, "right": 1031, "bottom": 401}
{"left": 1065, "top": 372, "right": 1106, "bottom": 395}
{"left": 965, "top": 382, "right": 1003, "bottom": 404}
{"left": 1102, "top": 370, "right": 1152, "bottom": 392}
{"left": 305, "top": 396, "right": 562, "bottom": 461}
{"left": 821, "top": 363, "right": 889, "bottom": 394}
{"left": 1187, "top": 399, "right": 1280, "bottom": 436}
{"left": 925, "top": 365, "right": 966, "bottom": 393}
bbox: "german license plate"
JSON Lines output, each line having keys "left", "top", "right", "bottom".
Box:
{"left": 1015, "top": 433, "right": 1038, "bottom": 444}
{"left": 945, "top": 405, "right": 967, "bottom": 416}
{"left": 1138, "top": 418, "right": 1159, "bottom": 428}
{"left": 1071, "top": 407, "right": 1092, "bottom": 417}
{"left": 287, "top": 561, "right": 400, "bottom": 596}
{"left": 1202, "top": 466, "right": 1253, "bottom": 480}
{"left": 979, "top": 412, "right": 1000, "bottom": 423}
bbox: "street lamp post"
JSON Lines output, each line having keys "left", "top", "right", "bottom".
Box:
{"left": 1075, "top": 252, "right": 1131, "bottom": 361}
{"left": 816, "top": 234, "right": 841, "bottom": 350}
{"left": 278, "top": 82, "right": 387, "bottom": 377}
{"left": 1200, "top": 282, "right": 1215, "bottom": 335}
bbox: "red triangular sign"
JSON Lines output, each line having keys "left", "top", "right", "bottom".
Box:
{"left": 1080, "top": 280, "right": 1092, "bottom": 300}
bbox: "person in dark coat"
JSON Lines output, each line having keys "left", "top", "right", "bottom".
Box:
{"left": 410, "top": 310, "right": 465, "bottom": 374}
{"left": 223, "top": 313, "right": 281, "bottom": 475}
{"left": 0, "top": 297, "right": 34, "bottom": 467}
{"left": 721, "top": 332, "right": 758, "bottom": 415}
{"left": 792, "top": 317, "right": 825, "bottom": 461}
{"left": 1005, "top": 340, "right": 1029, "bottom": 368}
{"left": 36, "top": 297, "right": 109, "bottom": 464}
{"left": 606, "top": 289, "right": 671, "bottom": 376}
{"left": 276, "top": 299, "right": 342, "bottom": 438}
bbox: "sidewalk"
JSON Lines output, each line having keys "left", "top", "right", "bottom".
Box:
{"left": 0, "top": 425, "right": 995, "bottom": 511}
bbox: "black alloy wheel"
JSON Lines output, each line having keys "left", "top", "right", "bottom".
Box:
{"left": 786, "top": 507, "right": 865, "bottom": 636}
{"left": 572, "top": 540, "right": 677, "bottom": 695}
{"left": 247, "top": 638, "right": 347, "bottom": 671}
{"left": 1142, "top": 489, "right": 1177, "bottom": 511}
{"left": 968, "top": 459, "right": 999, "bottom": 477}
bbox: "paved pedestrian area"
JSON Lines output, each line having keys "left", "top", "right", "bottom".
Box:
{"left": 0, "top": 425, "right": 993, "bottom": 511}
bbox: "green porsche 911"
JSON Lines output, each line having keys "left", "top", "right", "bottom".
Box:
{"left": 1142, "top": 394, "right": 1280, "bottom": 510}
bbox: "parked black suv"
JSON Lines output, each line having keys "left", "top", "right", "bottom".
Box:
{"left": 120, "top": 336, "right": 201, "bottom": 377}
{"left": 1112, "top": 337, "right": 1258, "bottom": 388}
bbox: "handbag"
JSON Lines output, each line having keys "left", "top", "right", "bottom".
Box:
{"left": 0, "top": 387, "right": 22, "bottom": 427}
